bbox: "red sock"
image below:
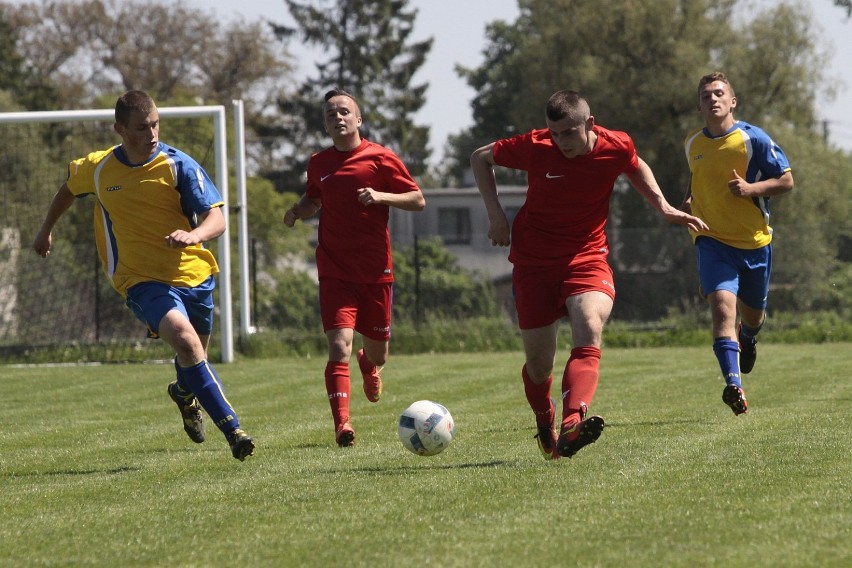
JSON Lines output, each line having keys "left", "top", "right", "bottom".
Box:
{"left": 325, "top": 361, "right": 351, "bottom": 428}
{"left": 522, "top": 365, "right": 554, "bottom": 428}
{"left": 561, "top": 346, "right": 601, "bottom": 428}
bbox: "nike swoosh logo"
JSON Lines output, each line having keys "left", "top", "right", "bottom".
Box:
{"left": 545, "top": 172, "right": 564, "bottom": 179}
{"left": 320, "top": 174, "right": 333, "bottom": 181}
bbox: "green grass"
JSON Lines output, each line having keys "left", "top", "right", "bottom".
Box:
{"left": 2, "top": 345, "right": 850, "bottom": 567}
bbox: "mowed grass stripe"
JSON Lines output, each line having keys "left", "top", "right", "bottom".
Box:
{"left": 1, "top": 344, "right": 849, "bottom": 567}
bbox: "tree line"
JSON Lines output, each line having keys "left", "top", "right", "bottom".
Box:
{"left": 1, "top": 0, "right": 849, "bottom": 326}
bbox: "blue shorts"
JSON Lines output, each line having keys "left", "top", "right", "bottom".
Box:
{"left": 125, "top": 276, "right": 216, "bottom": 338}
{"left": 695, "top": 237, "right": 771, "bottom": 310}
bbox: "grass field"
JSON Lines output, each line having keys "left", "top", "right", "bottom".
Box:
{"left": 2, "top": 344, "right": 850, "bottom": 567}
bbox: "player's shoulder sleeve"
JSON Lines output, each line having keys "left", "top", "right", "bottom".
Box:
{"left": 66, "top": 147, "right": 117, "bottom": 197}
{"left": 375, "top": 143, "right": 420, "bottom": 193}
{"left": 305, "top": 147, "right": 330, "bottom": 200}
{"left": 600, "top": 126, "right": 640, "bottom": 172}
{"left": 164, "top": 144, "right": 224, "bottom": 212}
{"left": 683, "top": 128, "right": 704, "bottom": 161}
{"left": 739, "top": 121, "right": 791, "bottom": 177}
{"left": 492, "top": 129, "right": 538, "bottom": 171}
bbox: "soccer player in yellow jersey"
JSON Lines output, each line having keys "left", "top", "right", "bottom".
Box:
{"left": 33, "top": 91, "right": 254, "bottom": 460}
{"left": 683, "top": 72, "right": 794, "bottom": 415}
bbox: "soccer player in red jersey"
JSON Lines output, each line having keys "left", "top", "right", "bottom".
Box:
{"left": 470, "top": 90, "right": 708, "bottom": 459}
{"left": 283, "top": 89, "right": 425, "bottom": 447}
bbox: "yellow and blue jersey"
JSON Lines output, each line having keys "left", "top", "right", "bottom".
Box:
{"left": 684, "top": 121, "right": 791, "bottom": 249}
{"left": 66, "top": 142, "right": 224, "bottom": 297}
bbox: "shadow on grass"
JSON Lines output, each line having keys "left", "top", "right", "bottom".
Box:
{"left": 321, "top": 460, "right": 515, "bottom": 475}
{"left": 4, "top": 465, "right": 140, "bottom": 477}
{"left": 607, "top": 418, "right": 709, "bottom": 428}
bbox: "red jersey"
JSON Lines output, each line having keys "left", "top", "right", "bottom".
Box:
{"left": 493, "top": 125, "right": 640, "bottom": 266}
{"left": 306, "top": 139, "right": 420, "bottom": 283}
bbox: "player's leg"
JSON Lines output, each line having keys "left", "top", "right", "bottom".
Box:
{"left": 520, "top": 322, "right": 560, "bottom": 459}
{"left": 736, "top": 244, "right": 771, "bottom": 374}
{"left": 166, "top": 354, "right": 205, "bottom": 443}
{"left": 158, "top": 310, "right": 254, "bottom": 459}
{"left": 326, "top": 327, "right": 355, "bottom": 446}
{"left": 737, "top": 302, "right": 764, "bottom": 374}
{"left": 125, "top": 280, "right": 252, "bottom": 459}
{"left": 554, "top": 290, "right": 611, "bottom": 457}
{"left": 181, "top": 278, "right": 254, "bottom": 458}
{"left": 358, "top": 337, "right": 387, "bottom": 403}
{"left": 696, "top": 238, "right": 748, "bottom": 415}
{"left": 708, "top": 290, "right": 748, "bottom": 412}
{"left": 354, "top": 282, "right": 392, "bottom": 403}
{"left": 321, "top": 278, "right": 360, "bottom": 446}
{"left": 127, "top": 281, "right": 200, "bottom": 437}
{"left": 514, "top": 265, "right": 561, "bottom": 459}
{"left": 708, "top": 289, "right": 742, "bottom": 383}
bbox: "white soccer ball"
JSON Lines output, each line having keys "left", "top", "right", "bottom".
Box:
{"left": 398, "top": 400, "right": 455, "bottom": 456}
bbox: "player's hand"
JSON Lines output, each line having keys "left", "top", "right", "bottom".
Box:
{"left": 728, "top": 169, "right": 752, "bottom": 197}
{"left": 662, "top": 210, "right": 709, "bottom": 232}
{"left": 283, "top": 204, "right": 299, "bottom": 227}
{"left": 32, "top": 230, "right": 53, "bottom": 258}
{"left": 165, "top": 230, "right": 199, "bottom": 248}
{"left": 487, "top": 217, "right": 511, "bottom": 247}
{"left": 357, "top": 187, "right": 380, "bottom": 206}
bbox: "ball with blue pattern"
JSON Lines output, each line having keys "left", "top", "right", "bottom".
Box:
{"left": 398, "top": 400, "right": 455, "bottom": 456}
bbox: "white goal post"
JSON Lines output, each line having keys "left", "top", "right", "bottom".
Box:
{"left": 0, "top": 104, "right": 251, "bottom": 363}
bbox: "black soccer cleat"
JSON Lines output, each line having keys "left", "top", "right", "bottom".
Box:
{"left": 722, "top": 384, "right": 749, "bottom": 416}
{"left": 167, "top": 381, "right": 206, "bottom": 444}
{"left": 227, "top": 428, "right": 255, "bottom": 461}
{"left": 556, "top": 415, "right": 605, "bottom": 458}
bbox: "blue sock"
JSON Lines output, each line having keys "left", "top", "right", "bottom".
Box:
{"left": 713, "top": 338, "right": 742, "bottom": 387}
{"left": 179, "top": 360, "right": 241, "bottom": 434}
{"left": 172, "top": 357, "right": 192, "bottom": 394}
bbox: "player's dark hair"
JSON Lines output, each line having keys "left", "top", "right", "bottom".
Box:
{"left": 545, "top": 90, "right": 590, "bottom": 122}
{"left": 698, "top": 72, "right": 735, "bottom": 98}
{"left": 115, "top": 91, "right": 156, "bottom": 126}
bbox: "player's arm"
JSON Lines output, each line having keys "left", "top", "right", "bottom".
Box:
{"left": 166, "top": 205, "right": 226, "bottom": 248}
{"left": 728, "top": 169, "right": 793, "bottom": 198}
{"left": 33, "top": 183, "right": 76, "bottom": 258}
{"left": 625, "top": 158, "right": 709, "bottom": 232}
{"left": 283, "top": 194, "right": 322, "bottom": 227}
{"left": 470, "top": 142, "right": 510, "bottom": 247}
{"left": 356, "top": 153, "right": 426, "bottom": 211}
{"left": 356, "top": 187, "right": 425, "bottom": 211}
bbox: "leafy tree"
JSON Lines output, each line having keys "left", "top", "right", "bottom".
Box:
{"left": 0, "top": 5, "right": 60, "bottom": 110}
{"left": 3, "top": 0, "right": 291, "bottom": 110}
{"left": 254, "top": 268, "right": 321, "bottom": 331}
{"left": 392, "top": 237, "right": 502, "bottom": 323}
{"left": 767, "top": 126, "right": 852, "bottom": 314}
{"left": 442, "top": 0, "right": 845, "bottom": 318}
{"left": 264, "top": 0, "right": 432, "bottom": 192}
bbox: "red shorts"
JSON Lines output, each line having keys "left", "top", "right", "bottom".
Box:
{"left": 512, "top": 254, "right": 615, "bottom": 330}
{"left": 319, "top": 278, "right": 393, "bottom": 341}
